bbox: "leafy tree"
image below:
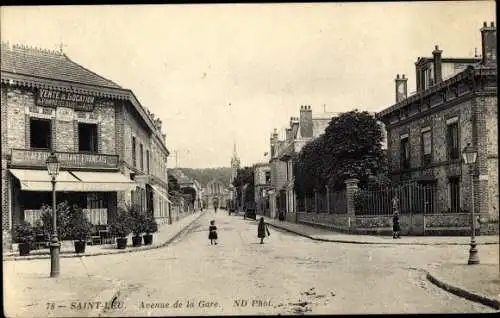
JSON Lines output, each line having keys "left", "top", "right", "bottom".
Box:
{"left": 168, "top": 174, "right": 180, "bottom": 196}
{"left": 295, "top": 110, "right": 388, "bottom": 194}
{"left": 232, "top": 167, "right": 255, "bottom": 206}
{"left": 177, "top": 167, "right": 232, "bottom": 187}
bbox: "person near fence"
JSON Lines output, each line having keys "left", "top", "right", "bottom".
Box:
{"left": 208, "top": 220, "right": 218, "bottom": 245}
{"left": 257, "top": 217, "right": 271, "bottom": 244}
{"left": 392, "top": 196, "right": 401, "bottom": 239}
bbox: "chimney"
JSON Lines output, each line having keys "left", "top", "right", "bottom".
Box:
{"left": 432, "top": 45, "right": 443, "bottom": 84}
{"left": 395, "top": 74, "right": 408, "bottom": 103}
{"left": 480, "top": 21, "right": 497, "bottom": 66}
{"left": 299, "top": 105, "right": 313, "bottom": 138}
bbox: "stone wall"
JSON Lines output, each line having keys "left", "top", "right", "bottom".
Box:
{"left": 297, "top": 212, "right": 350, "bottom": 231}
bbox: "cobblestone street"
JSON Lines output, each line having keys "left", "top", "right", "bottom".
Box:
{"left": 4, "top": 210, "right": 497, "bottom": 316}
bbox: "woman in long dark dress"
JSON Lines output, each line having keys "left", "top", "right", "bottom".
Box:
{"left": 208, "top": 220, "right": 218, "bottom": 245}
{"left": 392, "top": 212, "right": 400, "bottom": 239}
{"left": 257, "top": 217, "right": 270, "bottom": 244}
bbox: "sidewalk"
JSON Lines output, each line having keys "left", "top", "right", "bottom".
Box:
{"left": 426, "top": 263, "right": 500, "bottom": 310}
{"left": 3, "top": 211, "right": 203, "bottom": 261}
{"left": 257, "top": 214, "right": 499, "bottom": 246}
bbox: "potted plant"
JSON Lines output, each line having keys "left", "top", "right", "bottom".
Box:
{"left": 69, "top": 207, "right": 93, "bottom": 253}
{"left": 109, "top": 208, "right": 132, "bottom": 249}
{"left": 131, "top": 213, "right": 146, "bottom": 247}
{"left": 14, "top": 221, "right": 34, "bottom": 256}
{"left": 143, "top": 214, "right": 158, "bottom": 245}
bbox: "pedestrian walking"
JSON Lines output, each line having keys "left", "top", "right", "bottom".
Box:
{"left": 257, "top": 217, "right": 270, "bottom": 244}
{"left": 208, "top": 220, "right": 218, "bottom": 245}
{"left": 392, "top": 211, "right": 401, "bottom": 239}
{"left": 392, "top": 196, "right": 401, "bottom": 239}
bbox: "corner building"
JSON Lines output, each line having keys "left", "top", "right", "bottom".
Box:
{"left": 376, "top": 22, "right": 498, "bottom": 234}
{"left": 1, "top": 44, "right": 170, "bottom": 250}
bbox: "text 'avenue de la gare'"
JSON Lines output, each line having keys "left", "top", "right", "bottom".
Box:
{"left": 139, "top": 299, "right": 272, "bottom": 309}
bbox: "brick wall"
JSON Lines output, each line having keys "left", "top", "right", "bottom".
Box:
{"left": 484, "top": 95, "right": 498, "bottom": 221}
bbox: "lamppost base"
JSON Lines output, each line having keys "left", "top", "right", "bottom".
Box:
{"left": 50, "top": 241, "right": 61, "bottom": 277}
{"left": 467, "top": 244, "right": 480, "bottom": 265}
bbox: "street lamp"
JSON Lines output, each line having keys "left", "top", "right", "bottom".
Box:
{"left": 46, "top": 152, "right": 60, "bottom": 277}
{"left": 462, "top": 143, "right": 479, "bottom": 265}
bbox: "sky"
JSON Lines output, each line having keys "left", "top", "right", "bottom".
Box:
{"left": 1, "top": 2, "right": 496, "bottom": 168}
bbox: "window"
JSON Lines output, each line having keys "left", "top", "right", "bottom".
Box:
{"left": 132, "top": 136, "right": 137, "bottom": 168}
{"left": 422, "top": 130, "right": 432, "bottom": 166}
{"left": 449, "top": 177, "right": 460, "bottom": 213}
{"left": 146, "top": 150, "right": 150, "bottom": 175}
{"left": 400, "top": 136, "right": 410, "bottom": 169}
{"left": 78, "top": 123, "right": 98, "bottom": 153}
{"left": 87, "top": 193, "right": 105, "bottom": 209}
{"left": 30, "top": 118, "right": 51, "bottom": 149}
{"left": 447, "top": 123, "right": 459, "bottom": 160}
{"left": 140, "top": 144, "right": 144, "bottom": 171}
{"left": 265, "top": 171, "right": 271, "bottom": 184}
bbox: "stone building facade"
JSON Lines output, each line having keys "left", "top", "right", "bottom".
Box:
{"left": 376, "top": 22, "right": 498, "bottom": 233}
{"left": 1, "top": 43, "right": 171, "bottom": 250}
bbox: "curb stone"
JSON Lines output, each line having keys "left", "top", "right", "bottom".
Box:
{"left": 425, "top": 270, "right": 500, "bottom": 310}
{"left": 3, "top": 213, "right": 204, "bottom": 262}
{"left": 264, "top": 222, "right": 499, "bottom": 246}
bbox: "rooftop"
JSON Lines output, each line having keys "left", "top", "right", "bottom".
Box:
{"left": 1, "top": 42, "right": 122, "bottom": 89}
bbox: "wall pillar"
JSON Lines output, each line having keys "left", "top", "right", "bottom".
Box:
{"left": 314, "top": 189, "right": 318, "bottom": 213}
{"left": 345, "top": 178, "right": 360, "bottom": 232}
{"left": 326, "top": 185, "right": 330, "bottom": 214}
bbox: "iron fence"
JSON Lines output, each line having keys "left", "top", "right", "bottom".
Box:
{"left": 296, "top": 188, "right": 347, "bottom": 214}
{"left": 354, "top": 181, "right": 437, "bottom": 216}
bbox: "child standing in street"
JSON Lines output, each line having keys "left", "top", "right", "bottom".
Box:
{"left": 257, "top": 217, "right": 270, "bottom": 244}
{"left": 208, "top": 220, "right": 218, "bottom": 245}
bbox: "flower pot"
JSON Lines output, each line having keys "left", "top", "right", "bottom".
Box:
{"left": 143, "top": 234, "right": 153, "bottom": 245}
{"left": 132, "top": 236, "right": 142, "bottom": 247}
{"left": 116, "top": 237, "right": 128, "bottom": 249}
{"left": 74, "top": 241, "right": 86, "bottom": 253}
{"left": 19, "top": 242, "right": 31, "bottom": 256}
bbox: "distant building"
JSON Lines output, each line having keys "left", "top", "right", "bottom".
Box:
{"left": 376, "top": 22, "right": 497, "bottom": 233}
{"left": 253, "top": 162, "right": 271, "bottom": 216}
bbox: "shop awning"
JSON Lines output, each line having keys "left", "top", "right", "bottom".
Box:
{"left": 70, "top": 171, "right": 136, "bottom": 192}
{"left": 150, "top": 184, "right": 172, "bottom": 204}
{"left": 10, "top": 169, "right": 136, "bottom": 192}
{"left": 10, "top": 169, "right": 80, "bottom": 191}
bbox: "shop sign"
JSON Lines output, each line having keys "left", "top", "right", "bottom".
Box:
{"left": 11, "top": 149, "right": 118, "bottom": 169}
{"left": 36, "top": 89, "right": 96, "bottom": 112}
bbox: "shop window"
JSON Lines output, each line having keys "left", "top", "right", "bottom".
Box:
{"left": 30, "top": 118, "right": 51, "bottom": 149}
{"left": 422, "top": 131, "right": 432, "bottom": 166}
{"left": 132, "top": 136, "right": 137, "bottom": 168}
{"left": 449, "top": 177, "right": 460, "bottom": 213}
{"left": 400, "top": 136, "right": 410, "bottom": 169}
{"left": 447, "top": 123, "right": 459, "bottom": 160}
{"left": 78, "top": 123, "right": 98, "bottom": 153}
{"left": 87, "top": 193, "right": 105, "bottom": 209}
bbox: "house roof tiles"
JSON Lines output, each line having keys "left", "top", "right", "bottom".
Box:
{"left": 1, "top": 43, "right": 122, "bottom": 89}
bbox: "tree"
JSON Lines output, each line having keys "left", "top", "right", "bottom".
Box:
{"left": 168, "top": 174, "right": 180, "bottom": 196}
{"left": 295, "top": 110, "right": 388, "bottom": 194}
{"left": 232, "top": 167, "right": 255, "bottom": 207}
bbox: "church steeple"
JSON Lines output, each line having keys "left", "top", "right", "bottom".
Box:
{"left": 230, "top": 142, "right": 240, "bottom": 184}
